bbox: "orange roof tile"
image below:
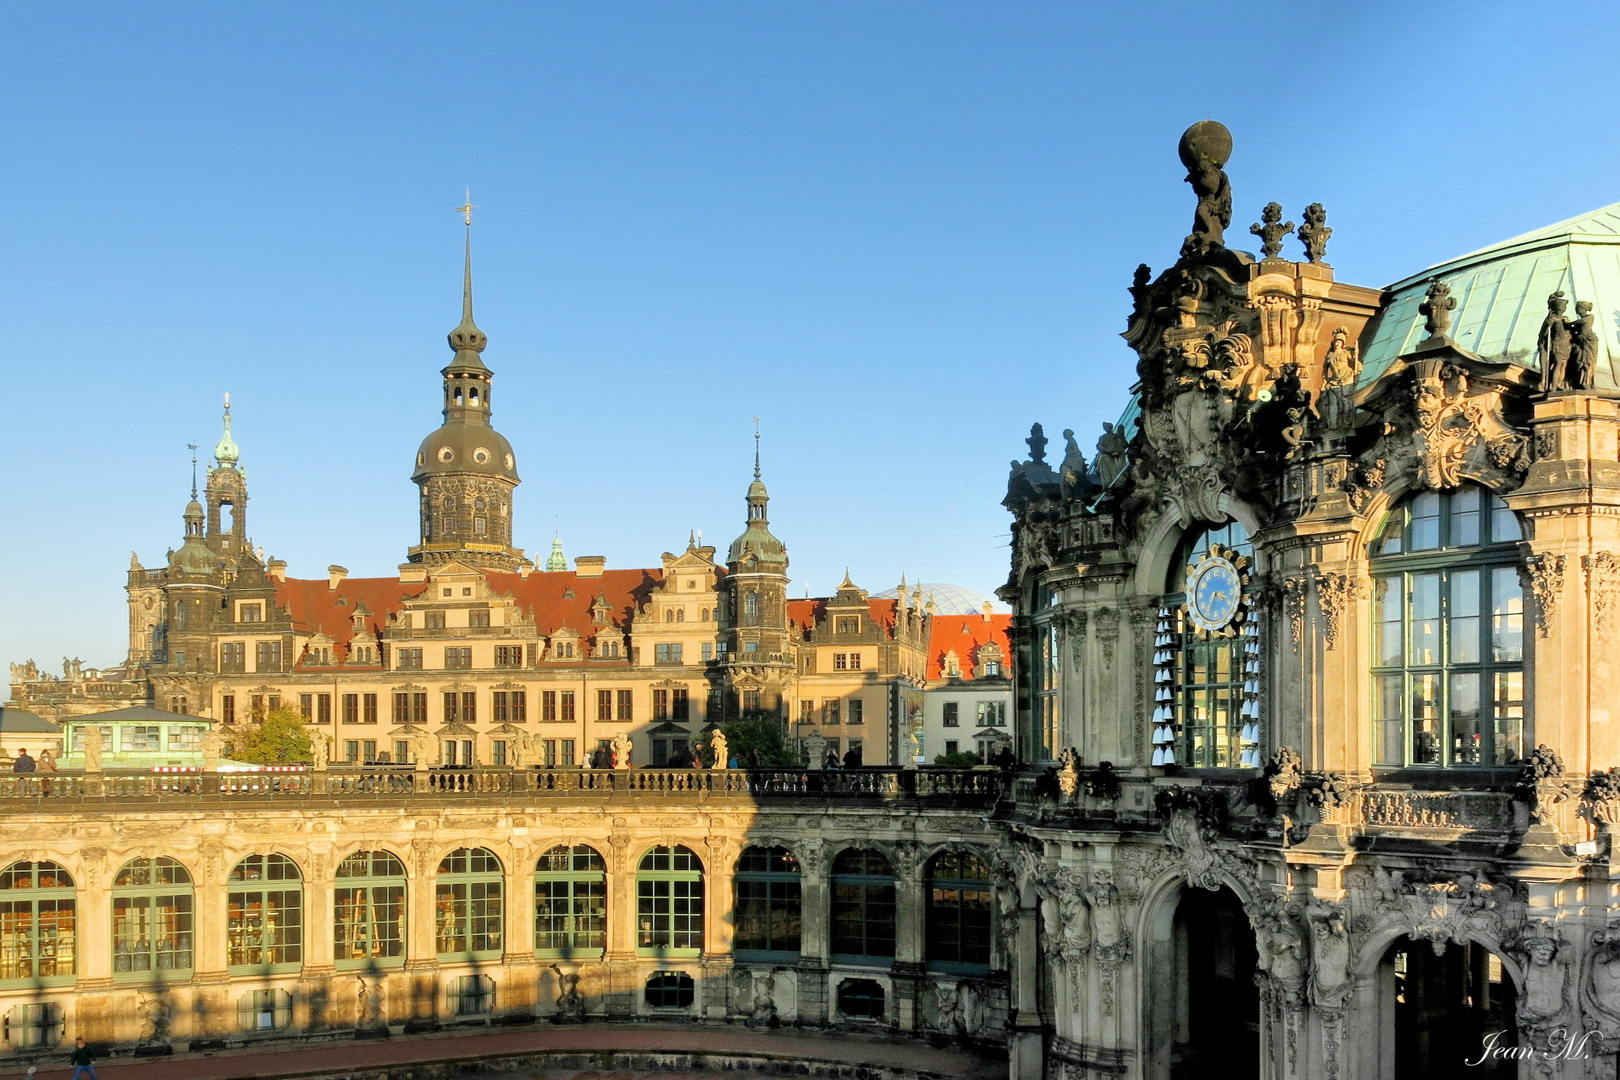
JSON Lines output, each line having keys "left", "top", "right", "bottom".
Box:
{"left": 925, "top": 613, "right": 1012, "bottom": 681}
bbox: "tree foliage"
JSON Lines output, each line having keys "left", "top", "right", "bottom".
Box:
{"left": 225, "top": 707, "right": 314, "bottom": 764}
{"left": 700, "top": 718, "right": 797, "bottom": 767}
{"left": 933, "top": 750, "right": 983, "bottom": 767}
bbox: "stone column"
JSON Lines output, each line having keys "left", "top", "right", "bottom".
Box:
{"left": 300, "top": 844, "right": 336, "bottom": 1032}
{"left": 404, "top": 838, "right": 440, "bottom": 1029}
{"left": 602, "top": 833, "right": 637, "bottom": 1018}
{"left": 794, "top": 844, "right": 830, "bottom": 1025}
{"left": 500, "top": 836, "right": 537, "bottom": 1016}
{"left": 890, "top": 843, "right": 927, "bottom": 1032}
{"left": 1008, "top": 903, "right": 1044, "bottom": 1080}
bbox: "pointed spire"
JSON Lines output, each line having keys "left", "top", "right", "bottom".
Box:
{"left": 212, "top": 394, "right": 239, "bottom": 467}
{"left": 447, "top": 190, "right": 489, "bottom": 370}
{"left": 188, "top": 443, "right": 199, "bottom": 498}
{"left": 840, "top": 567, "right": 854, "bottom": 589}
{"left": 545, "top": 531, "right": 567, "bottom": 572}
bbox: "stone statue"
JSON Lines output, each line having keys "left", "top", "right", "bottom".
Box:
{"left": 1059, "top": 430, "right": 1089, "bottom": 496}
{"left": 309, "top": 732, "right": 329, "bottom": 771}
{"left": 804, "top": 732, "right": 826, "bottom": 771}
{"left": 610, "top": 730, "right": 632, "bottom": 769}
{"left": 62, "top": 657, "right": 83, "bottom": 680}
{"left": 200, "top": 728, "right": 224, "bottom": 771}
{"left": 1419, "top": 278, "right": 1457, "bottom": 339}
{"left": 552, "top": 964, "right": 585, "bottom": 1021}
{"left": 1249, "top": 202, "right": 1294, "bottom": 258}
{"left": 710, "top": 730, "right": 729, "bottom": 769}
{"left": 1280, "top": 407, "right": 1307, "bottom": 459}
{"left": 1538, "top": 291, "right": 1573, "bottom": 391}
{"left": 508, "top": 732, "right": 527, "bottom": 768}
{"left": 137, "top": 993, "right": 173, "bottom": 1045}
{"left": 357, "top": 976, "right": 383, "bottom": 1028}
{"left": 1319, "top": 327, "right": 1361, "bottom": 435}
{"left": 1309, "top": 906, "right": 1352, "bottom": 1008}
{"left": 1025, "top": 423, "right": 1048, "bottom": 464}
{"left": 1517, "top": 924, "right": 1567, "bottom": 1027}
{"left": 1056, "top": 747, "right": 1080, "bottom": 799}
{"left": 1569, "top": 299, "right": 1599, "bottom": 391}
{"left": 411, "top": 730, "right": 432, "bottom": 771}
{"left": 80, "top": 726, "right": 103, "bottom": 773}
{"left": 9, "top": 660, "right": 40, "bottom": 683}
{"left": 1298, "top": 203, "right": 1331, "bottom": 263}
{"left": 934, "top": 980, "right": 962, "bottom": 1035}
{"left": 1095, "top": 422, "right": 1128, "bottom": 487}
{"left": 1587, "top": 926, "right": 1620, "bottom": 1029}
{"left": 1128, "top": 263, "right": 1152, "bottom": 316}
{"left": 749, "top": 968, "right": 778, "bottom": 1027}
{"left": 1088, "top": 880, "right": 1124, "bottom": 958}
{"left": 1255, "top": 913, "right": 1306, "bottom": 985}
{"left": 1178, "top": 121, "right": 1233, "bottom": 256}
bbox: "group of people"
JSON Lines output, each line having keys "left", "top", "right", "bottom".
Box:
{"left": 10, "top": 746, "right": 58, "bottom": 794}
{"left": 822, "top": 745, "right": 864, "bottom": 769}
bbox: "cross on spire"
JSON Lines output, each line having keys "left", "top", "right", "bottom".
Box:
{"left": 455, "top": 188, "right": 476, "bottom": 227}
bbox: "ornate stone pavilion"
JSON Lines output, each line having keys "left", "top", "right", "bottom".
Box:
{"left": 999, "top": 123, "right": 1620, "bottom": 1078}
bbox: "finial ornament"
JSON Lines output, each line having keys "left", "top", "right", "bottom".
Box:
{"left": 1177, "top": 121, "right": 1234, "bottom": 257}
{"left": 1419, "top": 278, "right": 1457, "bottom": 340}
{"left": 753, "top": 416, "right": 762, "bottom": 479}
{"left": 455, "top": 188, "right": 476, "bottom": 226}
{"left": 188, "top": 444, "right": 199, "bottom": 498}
{"left": 1298, "top": 203, "right": 1331, "bottom": 263}
{"left": 447, "top": 193, "right": 488, "bottom": 360}
{"left": 1026, "top": 423, "right": 1048, "bottom": 464}
{"left": 1249, "top": 202, "right": 1295, "bottom": 258}
{"left": 213, "top": 393, "right": 240, "bottom": 466}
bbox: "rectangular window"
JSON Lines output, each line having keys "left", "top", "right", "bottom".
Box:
{"left": 0, "top": 895, "right": 76, "bottom": 981}
{"left": 561, "top": 691, "right": 576, "bottom": 722}
{"left": 334, "top": 885, "right": 403, "bottom": 962}
{"left": 363, "top": 693, "right": 378, "bottom": 724}
{"left": 491, "top": 740, "right": 507, "bottom": 766}
{"left": 396, "top": 648, "right": 423, "bottom": 670}
{"left": 445, "top": 647, "right": 472, "bottom": 669}
{"left": 835, "top": 617, "right": 860, "bottom": 634}
{"left": 672, "top": 689, "right": 689, "bottom": 721}
{"left": 560, "top": 739, "right": 576, "bottom": 766}
{"left": 426, "top": 611, "right": 446, "bottom": 630}
{"left": 250, "top": 695, "right": 265, "bottom": 720}
{"left": 227, "top": 887, "right": 302, "bottom": 969}
{"left": 435, "top": 879, "right": 503, "bottom": 957}
{"left": 343, "top": 694, "right": 360, "bottom": 724}
{"left": 462, "top": 692, "right": 477, "bottom": 724}
{"left": 800, "top": 700, "right": 814, "bottom": 723}
{"left": 535, "top": 875, "right": 605, "bottom": 956}
{"left": 976, "top": 701, "right": 1005, "bottom": 727}
{"left": 316, "top": 694, "right": 332, "bottom": 725}
{"left": 636, "top": 878, "right": 704, "bottom": 954}
{"left": 509, "top": 690, "right": 527, "bottom": 722}
{"left": 112, "top": 893, "right": 192, "bottom": 975}
{"left": 616, "top": 690, "right": 632, "bottom": 721}
{"left": 395, "top": 739, "right": 411, "bottom": 763}
{"left": 495, "top": 645, "right": 522, "bottom": 667}
{"left": 393, "top": 693, "right": 410, "bottom": 724}
{"left": 653, "top": 690, "right": 669, "bottom": 720}
{"left": 255, "top": 641, "right": 282, "bottom": 672}
{"left": 408, "top": 693, "right": 427, "bottom": 724}
{"left": 470, "top": 609, "right": 491, "bottom": 628}
{"left": 444, "top": 693, "right": 459, "bottom": 723}
{"left": 734, "top": 876, "right": 801, "bottom": 956}
{"left": 168, "top": 727, "right": 200, "bottom": 751}
{"left": 239, "top": 603, "right": 263, "bottom": 623}
{"left": 220, "top": 642, "right": 246, "bottom": 673}
{"left": 543, "top": 739, "right": 558, "bottom": 767}
{"left": 847, "top": 699, "right": 863, "bottom": 725}
{"left": 945, "top": 740, "right": 959, "bottom": 755}
{"left": 655, "top": 643, "right": 685, "bottom": 665}
{"left": 701, "top": 642, "right": 713, "bottom": 662}
{"left": 222, "top": 695, "right": 236, "bottom": 724}
{"left": 543, "top": 691, "right": 558, "bottom": 722}
{"left": 943, "top": 702, "right": 959, "bottom": 727}
{"left": 834, "top": 653, "right": 848, "bottom": 670}
{"left": 125, "top": 726, "right": 161, "bottom": 752}
{"left": 743, "top": 689, "right": 761, "bottom": 712}
{"left": 598, "top": 690, "right": 613, "bottom": 721}
{"left": 300, "top": 694, "right": 313, "bottom": 719}
{"left": 849, "top": 652, "right": 863, "bottom": 671}
{"left": 493, "top": 691, "right": 508, "bottom": 722}
{"left": 821, "top": 699, "right": 841, "bottom": 725}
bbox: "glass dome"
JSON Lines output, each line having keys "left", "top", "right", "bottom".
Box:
{"left": 871, "top": 583, "right": 1009, "bottom": 615}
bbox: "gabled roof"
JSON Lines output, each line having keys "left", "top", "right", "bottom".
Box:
{"left": 787, "top": 596, "right": 904, "bottom": 636}
{"left": 275, "top": 577, "right": 428, "bottom": 650}
{"left": 925, "top": 613, "right": 1012, "bottom": 681}
{"left": 0, "top": 708, "right": 61, "bottom": 733}
{"left": 66, "top": 706, "right": 203, "bottom": 724}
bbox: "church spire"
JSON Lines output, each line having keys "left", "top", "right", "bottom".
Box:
{"left": 446, "top": 192, "right": 490, "bottom": 373}
{"left": 213, "top": 393, "right": 240, "bottom": 467}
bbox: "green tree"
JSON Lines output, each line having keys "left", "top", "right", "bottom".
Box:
{"left": 933, "top": 750, "right": 983, "bottom": 767}
{"left": 699, "top": 718, "right": 797, "bottom": 767}
{"left": 225, "top": 707, "right": 314, "bottom": 764}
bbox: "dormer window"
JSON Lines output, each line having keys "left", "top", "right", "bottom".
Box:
{"left": 351, "top": 614, "right": 365, "bottom": 630}
{"left": 239, "top": 603, "right": 262, "bottom": 623}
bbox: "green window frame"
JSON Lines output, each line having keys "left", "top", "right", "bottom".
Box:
{"left": 830, "top": 848, "right": 895, "bottom": 966}
{"left": 0, "top": 862, "right": 75, "bottom": 986}
{"left": 534, "top": 845, "right": 606, "bottom": 958}
{"left": 636, "top": 846, "right": 703, "bottom": 957}
{"left": 1164, "top": 521, "right": 1253, "bottom": 768}
{"left": 925, "top": 850, "right": 991, "bottom": 973}
{"left": 227, "top": 853, "right": 303, "bottom": 973}
{"left": 733, "top": 846, "right": 801, "bottom": 960}
{"left": 435, "top": 847, "right": 503, "bottom": 959}
{"left": 334, "top": 850, "right": 406, "bottom": 968}
{"left": 112, "top": 857, "right": 193, "bottom": 980}
{"left": 1371, "top": 486, "right": 1526, "bottom": 768}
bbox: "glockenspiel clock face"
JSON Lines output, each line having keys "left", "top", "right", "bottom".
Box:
{"left": 1187, "top": 555, "right": 1241, "bottom": 632}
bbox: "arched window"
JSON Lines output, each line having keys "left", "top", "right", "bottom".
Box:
{"left": 926, "top": 851, "right": 991, "bottom": 972}
{"left": 733, "top": 846, "right": 800, "bottom": 960}
{"left": 238, "top": 989, "right": 292, "bottom": 1031}
{"left": 228, "top": 854, "right": 302, "bottom": 972}
{"left": 334, "top": 850, "right": 406, "bottom": 966}
{"left": 113, "top": 857, "right": 193, "bottom": 977}
{"left": 535, "top": 845, "right": 605, "bottom": 958}
{"left": 744, "top": 593, "right": 760, "bottom": 626}
{"left": 645, "top": 970, "right": 695, "bottom": 1009}
{"left": 830, "top": 849, "right": 895, "bottom": 965}
{"left": 636, "top": 846, "right": 703, "bottom": 957}
{"left": 435, "top": 848, "right": 503, "bottom": 959}
{"left": 3, "top": 1003, "right": 63, "bottom": 1049}
{"left": 837, "top": 978, "right": 885, "bottom": 1019}
{"left": 1372, "top": 486, "right": 1525, "bottom": 767}
{"left": 1156, "top": 520, "right": 1256, "bottom": 768}
{"left": 0, "top": 861, "right": 75, "bottom": 985}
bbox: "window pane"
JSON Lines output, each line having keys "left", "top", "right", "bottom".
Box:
{"left": 1489, "top": 493, "right": 1521, "bottom": 542}
{"left": 1451, "top": 486, "right": 1481, "bottom": 547}
{"left": 1449, "top": 570, "right": 1480, "bottom": 665}
{"left": 1410, "top": 574, "right": 1441, "bottom": 665}
{"left": 1491, "top": 567, "right": 1524, "bottom": 662}
{"left": 1494, "top": 671, "right": 1526, "bottom": 764}
{"left": 1376, "top": 577, "right": 1404, "bottom": 665}
{"left": 1411, "top": 674, "right": 1441, "bottom": 764}
{"left": 1449, "top": 672, "right": 1482, "bottom": 765}
{"left": 1378, "top": 675, "right": 1405, "bottom": 765}
{"left": 1410, "top": 491, "right": 1441, "bottom": 550}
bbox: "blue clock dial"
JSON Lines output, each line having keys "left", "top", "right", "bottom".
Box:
{"left": 1188, "top": 559, "right": 1241, "bottom": 631}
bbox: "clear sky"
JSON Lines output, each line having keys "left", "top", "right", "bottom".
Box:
{"left": 4, "top": 1, "right": 1620, "bottom": 676}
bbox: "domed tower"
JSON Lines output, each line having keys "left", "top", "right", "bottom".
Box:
{"left": 722, "top": 435, "right": 793, "bottom": 720}
{"left": 163, "top": 458, "right": 222, "bottom": 672}
{"left": 204, "top": 394, "right": 251, "bottom": 562}
{"left": 408, "top": 213, "right": 524, "bottom": 572}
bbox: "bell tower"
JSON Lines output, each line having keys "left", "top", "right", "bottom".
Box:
{"left": 408, "top": 198, "right": 525, "bottom": 572}
{"left": 204, "top": 394, "right": 251, "bottom": 561}
{"left": 722, "top": 430, "right": 793, "bottom": 720}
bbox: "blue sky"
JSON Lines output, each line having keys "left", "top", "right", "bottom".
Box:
{"left": 4, "top": 1, "right": 1620, "bottom": 674}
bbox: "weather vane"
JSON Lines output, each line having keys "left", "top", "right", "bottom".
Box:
{"left": 455, "top": 188, "right": 476, "bottom": 226}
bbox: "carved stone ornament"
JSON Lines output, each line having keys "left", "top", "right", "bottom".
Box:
{"left": 1524, "top": 553, "right": 1566, "bottom": 638}
{"left": 1281, "top": 576, "right": 1308, "bottom": 649}
{"left": 1583, "top": 925, "right": 1620, "bottom": 1044}
{"left": 1365, "top": 866, "right": 1520, "bottom": 956}
{"left": 1249, "top": 202, "right": 1295, "bottom": 258}
{"left": 1587, "top": 551, "right": 1620, "bottom": 635}
{"left": 1314, "top": 573, "right": 1361, "bottom": 650}
{"left": 1509, "top": 921, "right": 1571, "bottom": 1040}
{"left": 1297, "top": 203, "right": 1331, "bottom": 264}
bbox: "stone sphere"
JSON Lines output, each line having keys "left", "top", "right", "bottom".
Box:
{"left": 1178, "top": 120, "right": 1233, "bottom": 170}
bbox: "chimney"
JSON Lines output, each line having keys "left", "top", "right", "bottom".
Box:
{"left": 574, "top": 556, "right": 607, "bottom": 578}
{"left": 268, "top": 559, "right": 287, "bottom": 583}
{"left": 327, "top": 565, "right": 348, "bottom": 591}
{"left": 982, "top": 601, "right": 993, "bottom": 623}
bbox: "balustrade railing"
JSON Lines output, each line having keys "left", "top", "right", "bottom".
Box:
{"left": 0, "top": 766, "right": 1003, "bottom": 804}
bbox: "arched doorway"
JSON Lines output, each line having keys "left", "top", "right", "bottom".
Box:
{"left": 1381, "top": 937, "right": 1516, "bottom": 1078}
{"left": 1146, "top": 884, "right": 1259, "bottom": 1080}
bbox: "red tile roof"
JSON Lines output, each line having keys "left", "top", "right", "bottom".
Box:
{"left": 925, "top": 613, "right": 1012, "bottom": 681}
{"left": 274, "top": 577, "right": 428, "bottom": 651}
{"left": 787, "top": 597, "right": 904, "bottom": 637}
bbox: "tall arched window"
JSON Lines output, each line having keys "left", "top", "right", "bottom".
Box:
{"left": 925, "top": 851, "right": 991, "bottom": 972}
{"left": 743, "top": 592, "right": 760, "bottom": 625}
{"left": 112, "top": 857, "right": 193, "bottom": 978}
{"left": 0, "top": 862, "right": 75, "bottom": 985}
{"left": 636, "top": 846, "right": 703, "bottom": 957}
{"left": 733, "top": 846, "right": 800, "bottom": 960}
{"left": 334, "top": 850, "right": 406, "bottom": 967}
{"left": 1372, "top": 485, "right": 1525, "bottom": 767}
{"left": 535, "top": 845, "right": 605, "bottom": 959}
{"left": 830, "top": 849, "right": 895, "bottom": 966}
{"left": 1156, "top": 520, "right": 1256, "bottom": 768}
{"left": 227, "top": 854, "right": 302, "bottom": 972}
{"left": 435, "top": 848, "right": 503, "bottom": 959}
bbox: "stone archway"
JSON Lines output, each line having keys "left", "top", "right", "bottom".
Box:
{"left": 1375, "top": 935, "right": 1518, "bottom": 1079}
{"left": 1142, "top": 880, "right": 1260, "bottom": 1080}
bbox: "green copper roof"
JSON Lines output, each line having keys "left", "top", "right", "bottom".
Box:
{"left": 545, "top": 532, "right": 567, "bottom": 572}
{"left": 1360, "top": 201, "right": 1620, "bottom": 387}
{"left": 213, "top": 397, "right": 240, "bottom": 466}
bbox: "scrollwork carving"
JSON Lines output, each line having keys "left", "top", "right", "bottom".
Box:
{"left": 1524, "top": 554, "right": 1566, "bottom": 638}
{"left": 1587, "top": 551, "right": 1620, "bottom": 635}
{"left": 1314, "top": 573, "right": 1361, "bottom": 650}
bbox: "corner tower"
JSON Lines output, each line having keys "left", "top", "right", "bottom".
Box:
{"left": 722, "top": 433, "right": 793, "bottom": 720}
{"left": 409, "top": 205, "right": 524, "bottom": 572}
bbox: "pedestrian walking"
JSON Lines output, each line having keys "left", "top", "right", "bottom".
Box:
{"left": 70, "top": 1036, "right": 100, "bottom": 1080}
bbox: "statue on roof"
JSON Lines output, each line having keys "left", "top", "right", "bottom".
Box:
{"left": 1059, "top": 429, "right": 1090, "bottom": 497}
{"left": 1539, "top": 291, "right": 1573, "bottom": 392}
{"left": 1249, "top": 202, "right": 1294, "bottom": 259}
{"left": 1569, "top": 300, "right": 1599, "bottom": 391}
{"left": 1319, "top": 327, "right": 1361, "bottom": 435}
{"left": 1026, "top": 423, "right": 1049, "bottom": 463}
{"left": 1419, "top": 278, "right": 1457, "bottom": 340}
{"left": 1095, "top": 422, "right": 1128, "bottom": 487}
{"left": 1178, "top": 121, "right": 1234, "bottom": 257}
{"left": 1298, "top": 203, "right": 1331, "bottom": 264}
